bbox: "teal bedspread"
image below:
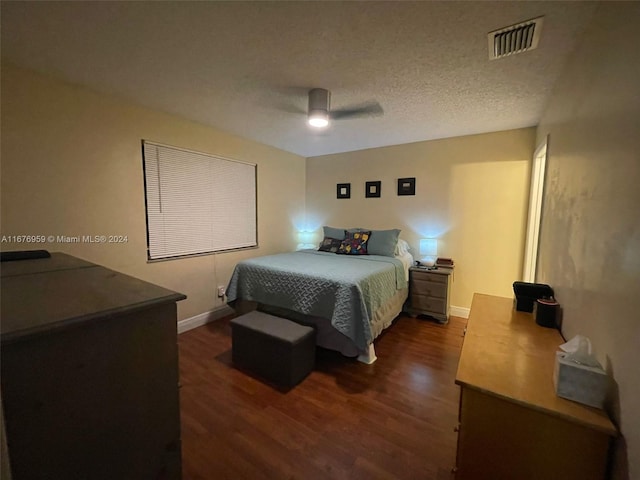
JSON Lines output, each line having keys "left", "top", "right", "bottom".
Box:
{"left": 226, "top": 250, "right": 407, "bottom": 350}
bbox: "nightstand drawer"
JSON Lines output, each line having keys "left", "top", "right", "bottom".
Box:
{"left": 411, "top": 295, "right": 447, "bottom": 314}
{"left": 412, "top": 278, "right": 447, "bottom": 298}
{"left": 412, "top": 270, "right": 448, "bottom": 284}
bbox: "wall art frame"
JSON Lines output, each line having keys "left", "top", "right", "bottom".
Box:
{"left": 336, "top": 183, "right": 351, "bottom": 199}
{"left": 365, "top": 181, "right": 381, "bottom": 198}
{"left": 397, "top": 177, "right": 416, "bottom": 196}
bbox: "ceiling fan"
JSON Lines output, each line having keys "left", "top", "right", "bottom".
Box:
{"left": 306, "top": 88, "right": 383, "bottom": 128}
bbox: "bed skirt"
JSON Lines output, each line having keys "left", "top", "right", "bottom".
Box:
{"left": 229, "top": 287, "right": 408, "bottom": 359}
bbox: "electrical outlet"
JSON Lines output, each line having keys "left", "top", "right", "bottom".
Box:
{"left": 217, "top": 286, "right": 226, "bottom": 298}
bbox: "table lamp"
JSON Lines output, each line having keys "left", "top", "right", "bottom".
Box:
{"left": 419, "top": 238, "right": 438, "bottom": 267}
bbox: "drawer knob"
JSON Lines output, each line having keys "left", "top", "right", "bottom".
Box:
{"left": 454, "top": 424, "right": 460, "bottom": 432}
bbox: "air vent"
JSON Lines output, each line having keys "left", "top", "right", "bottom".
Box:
{"left": 488, "top": 16, "right": 544, "bottom": 60}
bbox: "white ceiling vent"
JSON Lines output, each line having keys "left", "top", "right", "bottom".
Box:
{"left": 488, "top": 16, "right": 544, "bottom": 60}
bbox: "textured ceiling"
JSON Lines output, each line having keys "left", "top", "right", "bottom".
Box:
{"left": 1, "top": 1, "right": 597, "bottom": 158}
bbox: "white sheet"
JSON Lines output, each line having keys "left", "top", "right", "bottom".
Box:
{"left": 396, "top": 250, "right": 414, "bottom": 281}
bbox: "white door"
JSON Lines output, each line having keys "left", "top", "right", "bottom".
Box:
{"left": 523, "top": 138, "right": 548, "bottom": 282}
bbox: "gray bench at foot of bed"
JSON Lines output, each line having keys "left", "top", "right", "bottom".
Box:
{"left": 230, "top": 310, "right": 316, "bottom": 388}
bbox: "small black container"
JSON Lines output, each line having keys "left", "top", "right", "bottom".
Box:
{"left": 512, "top": 281, "right": 554, "bottom": 312}
{"left": 534, "top": 298, "right": 559, "bottom": 328}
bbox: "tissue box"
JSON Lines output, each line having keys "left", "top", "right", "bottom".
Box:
{"left": 553, "top": 352, "right": 609, "bottom": 409}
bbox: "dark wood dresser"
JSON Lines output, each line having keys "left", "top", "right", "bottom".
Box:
{"left": 1, "top": 253, "right": 186, "bottom": 480}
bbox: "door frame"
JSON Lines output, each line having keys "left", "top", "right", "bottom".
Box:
{"left": 523, "top": 137, "right": 548, "bottom": 282}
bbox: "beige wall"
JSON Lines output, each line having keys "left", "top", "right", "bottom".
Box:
{"left": 306, "top": 128, "right": 536, "bottom": 309}
{"left": 536, "top": 3, "right": 640, "bottom": 479}
{"left": 1, "top": 62, "right": 306, "bottom": 321}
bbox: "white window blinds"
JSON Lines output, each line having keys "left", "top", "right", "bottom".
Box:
{"left": 142, "top": 141, "right": 257, "bottom": 260}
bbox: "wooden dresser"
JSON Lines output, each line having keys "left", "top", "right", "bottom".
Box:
{"left": 1, "top": 253, "right": 186, "bottom": 480}
{"left": 454, "top": 293, "right": 616, "bottom": 480}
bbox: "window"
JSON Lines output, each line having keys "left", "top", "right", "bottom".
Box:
{"left": 142, "top": 140, "right": 257, "bottom": 260}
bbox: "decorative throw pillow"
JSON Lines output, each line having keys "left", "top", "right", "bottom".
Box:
{"left": 318, "top": 236, "right": 343, "bottom": 253}
{"left": 338, "top": 231, "right": 371, "bottom": 255}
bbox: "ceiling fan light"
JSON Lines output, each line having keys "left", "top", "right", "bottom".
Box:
{"left": 308, "top": 88, "right": 331, "bottom": 128}
{"left": 308, "top": 110, "right": 329, "bottom": 128}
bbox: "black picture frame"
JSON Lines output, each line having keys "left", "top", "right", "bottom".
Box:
{"left": 336, "top": 183, "right": 351, "bottom": 199}
{"left": 365, "top": 181, "right": 381, "bottom": 198}
{"left": 397, "top": 177, "right": 416, "bottom": 196}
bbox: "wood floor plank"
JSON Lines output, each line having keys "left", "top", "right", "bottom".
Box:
{"left": 179, "top": 314, "right": 466, "bottom": 479}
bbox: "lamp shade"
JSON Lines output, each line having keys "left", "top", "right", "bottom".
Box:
{"left": 298, "top": 231, "right": 315, "bottom": 244}
{"left": 419, "top": 238, "right": 438, "bottom": 257}
{"left": 296, "top": 231, "right": 317, "bottom": 251}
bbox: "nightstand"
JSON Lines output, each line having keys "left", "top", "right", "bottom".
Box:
{"left": 407, "top": 266, "right": 453, "bottom": 324}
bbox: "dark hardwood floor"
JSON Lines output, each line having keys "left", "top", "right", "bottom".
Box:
{"left": 178, "top": 313, "right": 467, "bottom": 480}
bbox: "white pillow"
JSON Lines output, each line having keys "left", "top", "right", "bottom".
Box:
{"left": 395, "top": 239, "right": 410, "bottom": 255}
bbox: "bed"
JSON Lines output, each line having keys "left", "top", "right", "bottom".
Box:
{"left": 226, "top": 244, "right": 413, "bottom": 364}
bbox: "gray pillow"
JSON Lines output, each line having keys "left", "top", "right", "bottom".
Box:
{"left": 323, "top": 226, "right": 346, "bottom": 240}
{"left": 367, "top": 229, "right": 401, "bottom": 257}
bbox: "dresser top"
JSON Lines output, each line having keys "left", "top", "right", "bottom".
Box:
{"left": 1, "top": 253, "right": 186, "bottom": 343}
{"left": 1, "top": 252, "right": 95, "bottom": 277}
{"left": 456, "top": 293, "right": 616, "bottom": 436}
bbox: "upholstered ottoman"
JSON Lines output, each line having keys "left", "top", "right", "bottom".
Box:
{"left": 230, "top": 311, "right": 316, "bottom": 387}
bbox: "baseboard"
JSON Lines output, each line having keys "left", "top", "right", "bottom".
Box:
{"left": 450, "top": 305, "right": 470, "bottom": 319}
{"left": 177, "top": 305, "right": 234, "bottom": 334}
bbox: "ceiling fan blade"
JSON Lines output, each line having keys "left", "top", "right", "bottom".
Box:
{"left": 331, "top": 101, "right": 384, "bottom": 120}
{"left": 261, "top": 85, "right": 311, "bottom": 115}
{"left": 272, "top": 102, "right": 306, "bottom": 115}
